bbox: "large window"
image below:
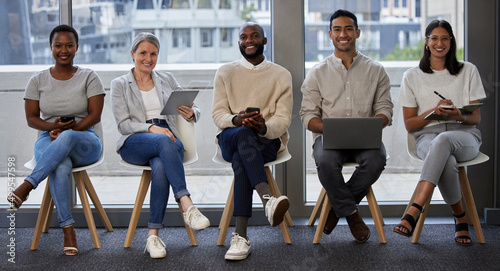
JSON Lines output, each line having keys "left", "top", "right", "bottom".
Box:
{"left": 304, "top": 0, "right": 464, "bottom": 203}
{"left": 0, "top": 0, "right": 271, "bottom": 208}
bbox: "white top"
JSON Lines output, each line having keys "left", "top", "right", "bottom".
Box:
{"left": 140, "top": 87, "right": 164, "bottom": 120}
{"left": 398, "top": 62, "right": 487, "bottom": 127}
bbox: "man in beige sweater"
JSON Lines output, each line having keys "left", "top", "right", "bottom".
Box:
{"left": 212, "top": 22, "right": 293, "bottom": 261}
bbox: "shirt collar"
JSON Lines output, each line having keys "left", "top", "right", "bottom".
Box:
{"left": 331, "top": 51, "right": 361, "bottom": 66}
{"left": 239, "top": 56, "right": 269, "bottom": 70}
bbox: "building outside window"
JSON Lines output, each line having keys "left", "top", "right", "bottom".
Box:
{"left": 0, "top": 0, "right": 465, "bottom": 208}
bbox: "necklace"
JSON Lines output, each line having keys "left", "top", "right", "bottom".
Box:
{"left": 134, "top": 71, "right": 152, "bottom": 85}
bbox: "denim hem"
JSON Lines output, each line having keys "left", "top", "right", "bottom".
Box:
{"left": 25, "top": 177, "right": 38, "bottom": 189}
{"left": 148, "top": 222, "right": 164, "bottom": 229}
{"left": 174, "top": 190, "right": 190, "bottom": 202}
{"left": 59, "top": 218, "right": 75, "bottom": 228}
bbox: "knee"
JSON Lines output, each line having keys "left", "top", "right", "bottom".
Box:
{"left": 158, "top": 136, "right": 183, "bottom": 154}
{"left": 149, "top": 158, "right": 165, "bottom": 173}
{"left": 314, "top": 153, "right": 342, "bottom": 171}
{"left": 431, "top": 133, "right": 453, "bottom": 149}
{"left": 360, "top": 152, "right": 386, "bottom": 172}
{"left": 52, "top": 158, "right": 73, "bottom": 177}
{"left": 234, "top": 127, "right": 257, "bottom": 143}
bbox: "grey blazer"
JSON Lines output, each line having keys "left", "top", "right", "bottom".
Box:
{"left": 110, "top": 69, "right": 201, "bottom": 153}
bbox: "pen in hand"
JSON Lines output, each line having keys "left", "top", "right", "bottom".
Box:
{"left": 434, "top": 91, "right": 446, "bottom": 100}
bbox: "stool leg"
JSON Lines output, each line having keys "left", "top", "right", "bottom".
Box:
{"left": 42, "top": 198, "right": 54, "bottom": 233}
{"left": 31, "top": 180, "right": 53, "bottom": 250}
{"left": 217, "top": 179, "right": 234, "bottom": 246}
{"left": 308, "top": 188, "right": 326, "bottom": 226}
{"left": 313, "top": 197, "right": 331, "bottom": 244}
{"left": 178, "top": 202, "right": 198, "bottom": 246}
{"left": 124, "top": 170, "right": 151, "bottom": 248}
{"left": 265, "top": 167, "right": 292, "bottom": 244}
{"left": 411, "top": 190, "right": 433, "bottom": 244}
{"left": 458, "top": 167, "right": 485, "bottom": 243}
{"left": 265, "top": 167, "right": 294, "bottom": 227}
{"left": 74, "top": 171, "right": 100, "bottom": 249}
{"left": 81, "top": 171, "right": 113, "bottom": 232}
{"left": 366, "top": 188, "right": 387, "bottom": 244}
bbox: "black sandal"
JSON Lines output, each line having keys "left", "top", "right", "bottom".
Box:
{"left": 393, "top": 203, "right": 423, "bottom": 237}
{"left": 454, "top": 212, "right": 472, "bottom": 246}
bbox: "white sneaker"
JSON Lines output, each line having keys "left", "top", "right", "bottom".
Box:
{"left": 144, "top": 235, "right": 166, "bottom": 259}
{"left": 183, "top": 205, "right": 210, "bottom": 230}
{"left": 264, "top": 195, "right": 290, "bottom": 227}
{"left": 225, "top": 233, "right": 251, "bottom": 261}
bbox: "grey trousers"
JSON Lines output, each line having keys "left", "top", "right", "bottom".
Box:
{"left": 414, "top": 123, "right": 482, "bottom": 205}
{"left": 313, "top": 136, "right": 387, "bottom": 217}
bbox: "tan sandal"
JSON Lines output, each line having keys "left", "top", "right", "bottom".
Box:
{"left": 7, "top": 181, "right": 32, "bottom": 210}
{"left": 7, "top": 192, "right": 28, "bottom": 211}
{"left": 63, "top": 225, "right": 78, "bottom": 256}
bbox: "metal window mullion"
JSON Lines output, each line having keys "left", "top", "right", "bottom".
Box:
{"left": 59, "top": 0, "right": 72, "bottom": 26}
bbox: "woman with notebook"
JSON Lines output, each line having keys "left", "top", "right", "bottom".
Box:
{"left": 395, "top": 20, "right": 486, "bottom": 245}
{"left": 110, "top": 33, "right": 209, "bottom": 258}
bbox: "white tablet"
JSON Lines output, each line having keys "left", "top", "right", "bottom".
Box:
{"left": 160, "top": 90, "right": 199, "bottom": 115}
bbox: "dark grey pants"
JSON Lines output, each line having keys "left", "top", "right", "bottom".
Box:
{"left": 313, "top": 136, "right": 387, "bottom": 217}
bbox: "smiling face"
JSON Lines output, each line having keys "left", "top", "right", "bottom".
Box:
{"left": 238, "top": 24, "right": 267, "bottom": 62}
{"left": 131, "top": 41, "right": 158, "bottom": 74}
{"left": 50, "top": 31, "right": 78, "bottom": 66}
{"left": 329, "top": 16, "right": 360, "bottom": 55}
{"left": 425, "top": 26, "right": 451, "bottom": 60}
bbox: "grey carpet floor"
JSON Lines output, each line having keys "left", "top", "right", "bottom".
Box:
{"left": 1, "top": 224, "right": 500, "bottom": 271}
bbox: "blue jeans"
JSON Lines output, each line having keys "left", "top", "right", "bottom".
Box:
{"left": 26, "top": 129, "right": 102, "bottom": 227}
{"left": 313, "top": 136, "right": 386, "bottom": 217}
{"left": 217, "top": 127, "right": 280, "bottom": 217}
{"left": 119, "top": 123, "right": 190, "bottom": 229}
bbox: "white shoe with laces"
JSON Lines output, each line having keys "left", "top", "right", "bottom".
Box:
{"left": 144, "top": 235, "right": 166, "bottom": 259}
{"left": 183, "top": 205, "right": 210, "bottom": 230}
{"left": 225, "top": 232, "right": 251, "bottom": 260}
{"left": 264, "top": 195, "right": 290, "bottom": 227}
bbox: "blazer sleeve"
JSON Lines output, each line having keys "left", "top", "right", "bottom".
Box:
{"left": 110, "top": 77, "right": 152, "bottom": 136}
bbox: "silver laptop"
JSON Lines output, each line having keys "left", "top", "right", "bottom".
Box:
{"left": 322, "top": 117, "right": 383, "bottom": 149}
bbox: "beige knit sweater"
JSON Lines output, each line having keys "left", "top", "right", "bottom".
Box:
{"left": 212, "top": 60, "right": 293, "bottom": 150}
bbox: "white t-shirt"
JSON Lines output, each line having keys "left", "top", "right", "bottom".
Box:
{"left": 398, "top": 62, "right": 487, "bottom": 126}
{"left": 140, "top": 87, "right": 164, "bottom": 120}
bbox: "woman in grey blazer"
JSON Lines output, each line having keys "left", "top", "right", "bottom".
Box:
{"left": 110, "top": 33, "right": 209, "bottom": 259}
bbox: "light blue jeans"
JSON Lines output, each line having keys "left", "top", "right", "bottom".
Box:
{"left": 26, "top": 129, "right": 102, "bottom": 227}
{"left": 119, "top": 122, "right": 190, "bottom": 229}
{"left": 415, "top": 123, "right": 482, "bottom": 205}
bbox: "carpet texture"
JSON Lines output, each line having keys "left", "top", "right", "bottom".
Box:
{"left": 1, "top": 224, "right": 499, "bottom": 271}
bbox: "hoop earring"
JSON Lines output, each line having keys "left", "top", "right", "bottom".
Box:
{"left": 425, "top": 45, "right": 429, "bottom": 50}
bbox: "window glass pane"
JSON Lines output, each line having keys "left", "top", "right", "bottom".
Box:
{"left": 0, "top": 0, "right": 59, "bottom": 65}
{"left": 198, "top": 0, "right": 212, "bottom": 9}
{"left": 305, "top": 0, "right": 464, "bottom": 203}
{"left": 66, "top": 0, "right": 269, "bottom": 206}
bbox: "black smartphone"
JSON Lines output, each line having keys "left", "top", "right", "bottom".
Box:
{"left": 60, "top": 115, "right": 75, "bottom": 122}
{"left": 246, "top": 107, "right": 260, "bottom": 114}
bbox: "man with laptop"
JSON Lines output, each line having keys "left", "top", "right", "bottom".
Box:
{"left": 300, "top": 9, "right": 393, "bottom": 243}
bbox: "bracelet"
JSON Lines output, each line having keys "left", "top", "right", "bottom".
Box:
{"left": 186, "top": 114, "right": 195, "bottom": 122}
{"left": 457, "top": 115, "right": 466, "bottom": 123}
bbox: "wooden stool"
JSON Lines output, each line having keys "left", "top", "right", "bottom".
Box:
{"left": 214, "top": 147, "right": 294, "bottom": 245}
{"left": 405, "top": 132, "right": 488, "bottom": 244}
{"left": 309, "top": 186, "right": 386, "bottom": 244}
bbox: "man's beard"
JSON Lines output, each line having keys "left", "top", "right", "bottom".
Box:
{"left": 239, "top": 44, "right": 265, "bottom": 59}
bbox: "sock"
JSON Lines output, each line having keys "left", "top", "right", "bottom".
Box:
{"left": 255, "top": 182, "right": 271, "bottom": 208}
{"left": 235, "top": 216, "right": 249, "bottom": 239}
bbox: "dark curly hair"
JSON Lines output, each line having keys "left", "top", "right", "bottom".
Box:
{"left": 49, "top": 25, "right": 79, "bottom": 45}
